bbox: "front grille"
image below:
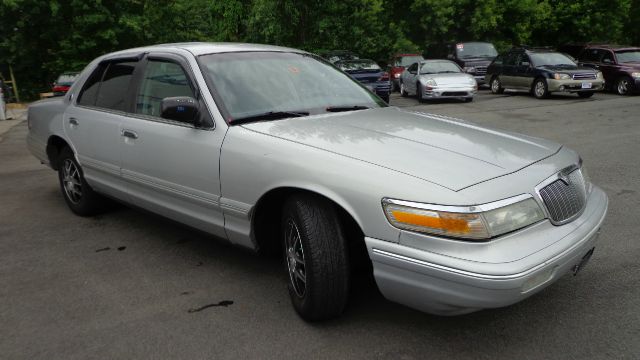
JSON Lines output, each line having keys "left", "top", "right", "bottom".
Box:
{"left": 475, "top": 66, "right": 487, "bottom": 76}
{"left": 442, "top": 91, "right": 468, "bottom": 96}
{"left": 539, "top": 169, "right": 587, "bottom": 224}
{"left": 572, "top": 73, "right": 597, "bottom": 80}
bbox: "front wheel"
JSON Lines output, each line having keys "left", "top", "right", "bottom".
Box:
{"left": 615, "top": 76, "right": 634, "bottom": 95}
{"left": 533, "top": 79, "right": 550, "bottom": 99}
{"left": 416, "top": 82, "right": 424, "bottom": 102}
{"left": 490, "top": 76, "right": 504, "bottom": 94}
{"left": 57, "top": 147, "right": 105, "bottom": 216}
{"left": 282, "top": 194, "right": 350, "bottom": 321}
{"left": 400, "top": 82, "right": 408, "bottom": 97}
{"left": 578, "top": 92, "right": 594, "bottom": 98}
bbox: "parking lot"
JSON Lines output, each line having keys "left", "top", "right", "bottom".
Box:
{"left": 1, "top": 89, "right": 639, "bottom": 359}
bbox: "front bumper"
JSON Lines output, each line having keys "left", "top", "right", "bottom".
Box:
{"left": 547, "top": 79, "right": 605, "bottom": 93}
{"left": 423, "top": 85, "right": 476, "bottom": 99}
{"left": 366, "top": 186, "right": 608, "bottom": 315}
{"left": 365, "top": 82, "right": 391, "bottom": 98}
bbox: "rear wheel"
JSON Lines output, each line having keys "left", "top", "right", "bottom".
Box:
{"left": 615, "top": 76, "right": 634, "bottom": 95}
{"left": 578, "top": 92, "right": 594, "bottom": 98}
{"left": 282, "top": 194, "right": 350, "bottom": 321}
{"left": 533, "top": 78, "right": 550, "bottom": 99}
{"left": 490, "top": 76, "right": 504, "bottom": 94}
{"left": 57, "top": 147, "right": 105, "bottom": 216}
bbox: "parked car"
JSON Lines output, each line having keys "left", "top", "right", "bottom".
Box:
{"left": 444, "top": 42, "right": 498, "bottom": 85}
{"left": 388, "top": 53, "right": 424, "bottom": 91}
{"left": 399, "top": 60, "right": 477, "bottom": 102}
{"left": 577, "top": 45, "right": 640, "bottom": 95}
{"left": 485, "top": 47, "right": 605, "bottom": 99}
{"left": 52, "top": 72, "right": 79, "bottom": 96}
{"left": 319, "top": 50, "right": 359, "bottom": 64}
{"left": 27, "top": 43, "right": 608, "bottom": 321}
{"left": 336, "top": 59, "right": 391, "bottom": 103}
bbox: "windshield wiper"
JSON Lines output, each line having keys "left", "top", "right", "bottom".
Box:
{"left": 437, "top": 71, "right": 458, "bottom": 73}
{"left": 231, "top": 110, "right": 309, "bottom": 125}
{"left": 325, "top": 105, "right": 369, "bottom": 113}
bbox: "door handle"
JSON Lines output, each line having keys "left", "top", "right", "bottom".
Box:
{"left": 121, "top": 129, "right": 138, "bottom": 139}
{"left": 69, "top": 117, "right": 79, "bottom": 126}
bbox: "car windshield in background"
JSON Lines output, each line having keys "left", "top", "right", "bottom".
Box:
{"left": 615, "top": 50, "right": 640, "bottom": 63}
{"left": 199, "top": 52, "right": 385, "bottom": 123}
{"left": 56, "top": 74, "right": 78, "bottom": 85}
{"left": 400, "top": 56, "right": 424, "bottom": 66}
{"left": 456, "top": 43, "right": 498, "bottom": 58}
{"left": 530, "top": 52, "right": 576, "bottom": 66}
{"left": 420, "top": 61, "right": 461, "bottom": 74}
{"left": 338, "top": 60, "right": 381, "bottom": 71}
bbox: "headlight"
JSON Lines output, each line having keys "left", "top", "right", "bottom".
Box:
{"left": 394, "top": 73, "right": 401, "bottom": 78}
{"left": 631, "top": 72, "right": 640, "bottom": 79}
{"left": 464, "top": 67, "right": 476, "bottom": 73}
{"left": 382, "top": 195, "right": 545, "bottom": 240}
{"left": 553, "top": 73, "right": 571, "bottom": 80}
{"left": 425, "top": 79, "right": 437, "bottom": 87}
{"left": 597, "top": 71, "right": 604, "bottom": 78}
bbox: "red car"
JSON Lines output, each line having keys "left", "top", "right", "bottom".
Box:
{"left": 52, "top": 72, "right": 79, "bottom": 96}
{"left": 388, "top": 53, "right": 424, "bottom": 91}
{"left": 577, "top": 45, "right": 640, "bottom": 95}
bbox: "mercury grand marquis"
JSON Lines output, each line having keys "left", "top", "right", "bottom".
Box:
{"left": 27, "top": 43, "right": 608, "bottom": 321}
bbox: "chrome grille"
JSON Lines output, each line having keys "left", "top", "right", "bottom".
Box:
{"left": 572, "top": 73, "right": 597, "bottom": 80}
{"left": 539, "top": 169, "right": 587, "bottom": 224}
{"left": 475, "top": 66, "right": 487, "bottom": 76}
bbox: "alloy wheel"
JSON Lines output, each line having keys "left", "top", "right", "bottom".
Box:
{"left": 491, "top": 78, "right": 500, "bottom": 93}
{"left": 617, "top": 78, "right": 630, "bottom": 95}
{"left": 535, "top": 81, "right": 546, "bottom": 98}
{"left": 62, "top": 159, "right": 82, "bottom": 204}
{"left": 285, "top": 218, "right": 306, "bottom": 298}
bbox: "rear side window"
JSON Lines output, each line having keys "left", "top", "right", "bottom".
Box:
{"left": 135, "top": 60, "right": 195, "bottom": 118}
{"left": 95, "top": 61, "right": 138, "bottom": 111}
{"left": 77, "top": 64, "right": 106, "bottom": 106}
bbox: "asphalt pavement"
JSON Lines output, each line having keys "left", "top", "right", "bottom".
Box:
{"left": 1, "top": 90, "right": 638, "bottom": 359}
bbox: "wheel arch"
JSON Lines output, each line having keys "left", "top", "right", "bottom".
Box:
{"left": 46, "top": 135, "right": 71, "bottom": 170}
{"left": 251, "top": 186, "right": 367, "bottom": 262}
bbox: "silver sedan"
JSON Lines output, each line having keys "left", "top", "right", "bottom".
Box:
{"left": 27, "top": 43, "right": 607, "bottom": 321}
{"left": 400, "top": 60, "right": 478, "bottom": 102}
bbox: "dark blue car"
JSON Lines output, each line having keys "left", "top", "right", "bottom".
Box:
{"left": 336, "top": 59, "right": 391, "bottom": 103}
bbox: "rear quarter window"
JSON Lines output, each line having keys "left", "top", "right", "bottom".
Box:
{"left": 95, "top": 61, "right": 137, "bottom": 112}
{"left": 77, "top": 65, "right": 106, "bottom": 106}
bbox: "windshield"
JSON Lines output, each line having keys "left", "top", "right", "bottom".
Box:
{"left": 199, "top": 52, "right": 385, "bottom": 122}
{"left": 56, "top": 74, "right": 78, "bottom": 84}
{"left": 420, "top": 61, "right": 461, "bottom": 74}
{"left": 337, "top": 60, "right": 380, "bottom": 71}
{"left": 399, "top": 56, "right": 424, "bottom": 67}
{"left": 530, "top": 52, "right": 576, "bottom": 66}
{"left": 616, "top": 50, "right": 640, "bottom": 63}
{"left": 456, "top": 43, "right": 498, "bottom": 58}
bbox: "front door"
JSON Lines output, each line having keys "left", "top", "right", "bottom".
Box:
{"left": 119, "top": 53, "right": 227, "bottom": 239}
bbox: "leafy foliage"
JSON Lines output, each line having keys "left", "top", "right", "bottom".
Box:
{"left": 0, "top": 0, "right": 637, "bottom": 99}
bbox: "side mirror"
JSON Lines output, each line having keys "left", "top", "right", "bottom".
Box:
{"left": 520, "top": 61, "right": 530, "bottom": 67}
{"left": 603, "top": 58, "right": 612, "bottom": 64}
{"left": 161, "top": 96, "right": 199, "bottom": 124}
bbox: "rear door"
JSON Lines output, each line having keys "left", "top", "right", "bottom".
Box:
{"left": 499, "top": 52, "right": 518, "bottom": 88}
{"left": 64, "top": 57, "right": 141, "bottom": 200}
{"left": 513, "top": 53, "right": 534, "bottom": 89}
{"left": 119, "top": 52, "right": 227, "bottom": 239}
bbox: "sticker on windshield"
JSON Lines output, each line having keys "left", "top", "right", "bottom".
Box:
{"left": 456, "top": 43, "right": 464, "bottom": 50}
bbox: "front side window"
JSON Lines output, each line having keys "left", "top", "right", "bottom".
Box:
{"left": 136, "top": 60, "right": 195, "bottom": 118}
{"left": 95, "top": 61, "right": 137, "bottom": 111}
{"left": 601, "top": 51, "right": 615, "bottom": 64}
{"left": 198, "top": 52, "right": 385, "bottom": 122}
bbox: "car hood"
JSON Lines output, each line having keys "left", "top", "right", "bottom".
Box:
{"left": 538, "top": 65, "right": 596, "bottom": 73}
{"left": 242, "top": 107, "right": 561, "bottom": 191}
{"left": 419, "top": 72, "right": 475, "bottom": 85}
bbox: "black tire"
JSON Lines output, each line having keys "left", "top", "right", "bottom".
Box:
{"left": 533, "top": 78, "right": 550, "bottom": 99}
{"left": 578, "top": 92, "right": 594, "bottom": 98}
{"left": 400, "top": 82, "right": 408, "bottom": 97}
{"left": 490, "top": 76, "right": 504, "bottom": 94}
{"left": 416, "top": 82, "right": 424, "bottom": 102}
{"left": 615, "top": 76, "right": 634, "bottom": 95}
{"left": 57, "top": 147, "right": 105, "bottom": 216}
{"left": 282, "top": 194, "right": 350, "bottom": 321}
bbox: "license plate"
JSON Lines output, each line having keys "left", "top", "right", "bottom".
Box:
{"left": 573, "top": 247, "right": 595, "bottom": 276}
{"left": 581, "top": 82, "right": 592, "bottom": 89}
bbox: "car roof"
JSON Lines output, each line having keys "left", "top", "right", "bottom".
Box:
{"left": 585, "top": 44, "right": 640, "bottom": 51}
{"left": 103, "top": 42, "right": 306, "bottom": 58}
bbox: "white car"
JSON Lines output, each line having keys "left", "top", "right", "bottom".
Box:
{"left": 400, "top": 60, "right": 477, "bottom": 102}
